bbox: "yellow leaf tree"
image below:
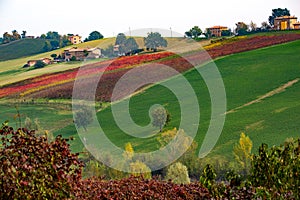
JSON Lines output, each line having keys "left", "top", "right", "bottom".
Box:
{"left": 233, "top": 132, "right": 253, "bottom": 174}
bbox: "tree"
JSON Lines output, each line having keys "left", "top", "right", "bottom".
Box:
{"left": 235, "top": 22, "right": 249, "bottom": 35}
{"left": 233, "top": 132, "right": 252, "bottom": 175}
{"left": 34, "top": 60, "right": 46, "bottom": 69}
{"left": 124, "top": 37, "right": 138, "bottom": 54}
{"left": 187, "top": 26, "right": 202, "bottom": 39}
{"left": 261, "top": 21, "right": 271, "bottom": 30}
{"left": 268, "top": 8, "right": 290, "bottom": 26}
{"left": 199, "top": 164, "right": 216, "bottom": 192}
{"left": 40, "top": 34, "right": 46, "bottom": 39}
{"left": 251, "top": 138, "right": 300, "bottom": 198}
{"left": 51, "top": 53, "right": 57, "bottom": 59}
{"left": 165, "top": 162, "right": 190, "bottom": 184}
{"left": 151, "top": 107, "right": 170, "bottom": 132}
{"left": 50, "top": 40, "right": 60, "bottom": 49}
{"left": 129, "top": 161, "right": 152, "bottom": 179}
{"left": 46, "top": 31, "right": 60, "bottom": 40}
{"left": 204, "top": 28, "right": 212, "bottom": 38}
{"left": 74, "top": 105, "right": 93, "bottom": 131}
{"left": 43, "top": 41, "right": 51, "bottom": 52}
{"left": 123, "top": 142, "right": 134, "bottom": 160}
{"left": 21, "top": 30, "right": 26, "bottom": 39}
{"left": 115, "top": 33, "right": 127, "bottom": 46}
{"left": 102, "top": 44, "right": 115, "bottom": 58}
{"left": 86, "top": 31, "right": 104, "bottom": 41}
{"left": 144, "top": 32, "right": 167, "bottom": 52}
{"left": 61, "top": 35, "right": 71, "bottom": 47}
{"left": 221, "top": 29, "right": 232, "bottom": 36}
{"left": 249, "top": 21, "right": 257, "bottom": 32}
{"left": 115, "top": 33, "right": 127, "bottom": 54}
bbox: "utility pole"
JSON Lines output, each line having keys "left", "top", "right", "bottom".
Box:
{"left": 170, "top": 27, "right": 173, "bottom": 38}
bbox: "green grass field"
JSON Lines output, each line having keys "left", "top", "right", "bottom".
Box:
{"left": 53, "top": 40, "right": 300, "bottom": 159}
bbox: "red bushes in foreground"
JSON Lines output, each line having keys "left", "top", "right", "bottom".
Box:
{"left": 75, "top": 177, "right": 211, "bottom": 199}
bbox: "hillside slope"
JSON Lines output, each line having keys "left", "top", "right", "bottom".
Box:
{"left": 0, "top": 39, "right": 46, "bottom": 61}
{"left": 53, "top": 40, "right": 300, "bottom": 156}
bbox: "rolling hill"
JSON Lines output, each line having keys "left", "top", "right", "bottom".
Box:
{"left": 51, "top": 39, "right": 300, "bottom": 159}
{"left": 0, "top": 32, "right": 299, "bottom": 160}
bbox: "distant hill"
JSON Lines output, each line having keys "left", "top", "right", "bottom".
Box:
{"left": 0, "top": 39, "right": 46, "bottom": 61}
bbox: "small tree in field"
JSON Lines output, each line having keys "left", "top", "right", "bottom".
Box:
{"left": 151, "top": 107, "right": 170, "bottom": 132}
{"left": 144, "top": 32, "right": 167, "bottom": 52}
{"left": 74, "top": 105, "right": 93, "bottom": 131}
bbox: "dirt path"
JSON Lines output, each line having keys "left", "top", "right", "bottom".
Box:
{"left": 226, "top": 78, "right": 299, "bottom": 114}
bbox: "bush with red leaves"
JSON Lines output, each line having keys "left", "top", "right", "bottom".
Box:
{"left": 0, "top": 125, "right": 83, "bottom": 199}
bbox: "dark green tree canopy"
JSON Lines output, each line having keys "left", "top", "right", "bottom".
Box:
{"left": 235, "top": 22, "right": 249, "bottom": 35}
{"left": 144, "top": 32, "right": 167, "bottom": 52}
{"left": 115, "top": 33, "right": 127, "bottom": 54}
{"left": 268, "top": 8, "right": 290, "bottom": 26}
{"left": 185, "top": 26, "right": 202, "bottom": 39}
{"left": 86, "top": 31, "right": 104, "bottom": 41}
{"left": 124, "top": 37, "right": 138, "bottom": 53}
{"left": 115, "top": 33, "right": 127, "bottom": 46}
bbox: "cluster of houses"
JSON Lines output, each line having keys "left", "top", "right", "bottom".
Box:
{"left": 25, "top": 46, "right": 102, "bottom": 68}
{"left": 206, "top": 15, "right": 300, "bottom": 37}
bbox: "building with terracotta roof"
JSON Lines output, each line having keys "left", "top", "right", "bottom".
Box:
{"left": 207, "top": 26, "right": 228, "bottom": 37}
{"left": 62, "top": 47, "right": 101, "bottom": 61}
{"left": 274, "top": 16, "right": 298, "bottom": 30}
{"left": 68, "top": 35, "right": 82, "bottom": 44}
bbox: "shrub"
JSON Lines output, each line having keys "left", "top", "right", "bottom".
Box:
{"left": 251, "top": 138, "right": 300, "bottom": 198}
{"left": 70, "top": 55, "right": 77, "bottom": 61}
{"left": 0, "top": 125, "right": 83, "bottom": 199}
{"left": 34, "top": 60, "right": 46, "bottom": 69}
{"left": 129, "top": 160, "right": 152, "bottom": 179}
{"left": 165, "top": 162, "right": 190, "bottom": 184}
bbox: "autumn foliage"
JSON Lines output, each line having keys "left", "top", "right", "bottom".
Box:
{"left": 0, "top": 125, "right": 83, "bottom": 199}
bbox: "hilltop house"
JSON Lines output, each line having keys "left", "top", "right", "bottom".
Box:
{"left": 274, "top": 16, "right": 299, "bottom": 30}
{"left": 62, "top": 47, "right": 101, "bottom": 61}
{"left": 68, "top": 35, "right": 82, "bottom": 44}
{"left": 207, "top": 26, "right": 228, "bottom": 37}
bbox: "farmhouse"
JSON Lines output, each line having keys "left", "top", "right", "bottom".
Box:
{"left": 68, "top": 35, "right": 82, "bottom": 44}
{"left": 63, "top": 47, "right": 101, "bottom": 61}
{"left": 207, "top": 26, "right": 228, "bottom": 37}
{"left": 274, "top": 16, "right": 299, "bottom": 30}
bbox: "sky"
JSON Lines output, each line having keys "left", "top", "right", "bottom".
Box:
{"left": 0, "top": 0, "right": 299, "bottom": 38}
